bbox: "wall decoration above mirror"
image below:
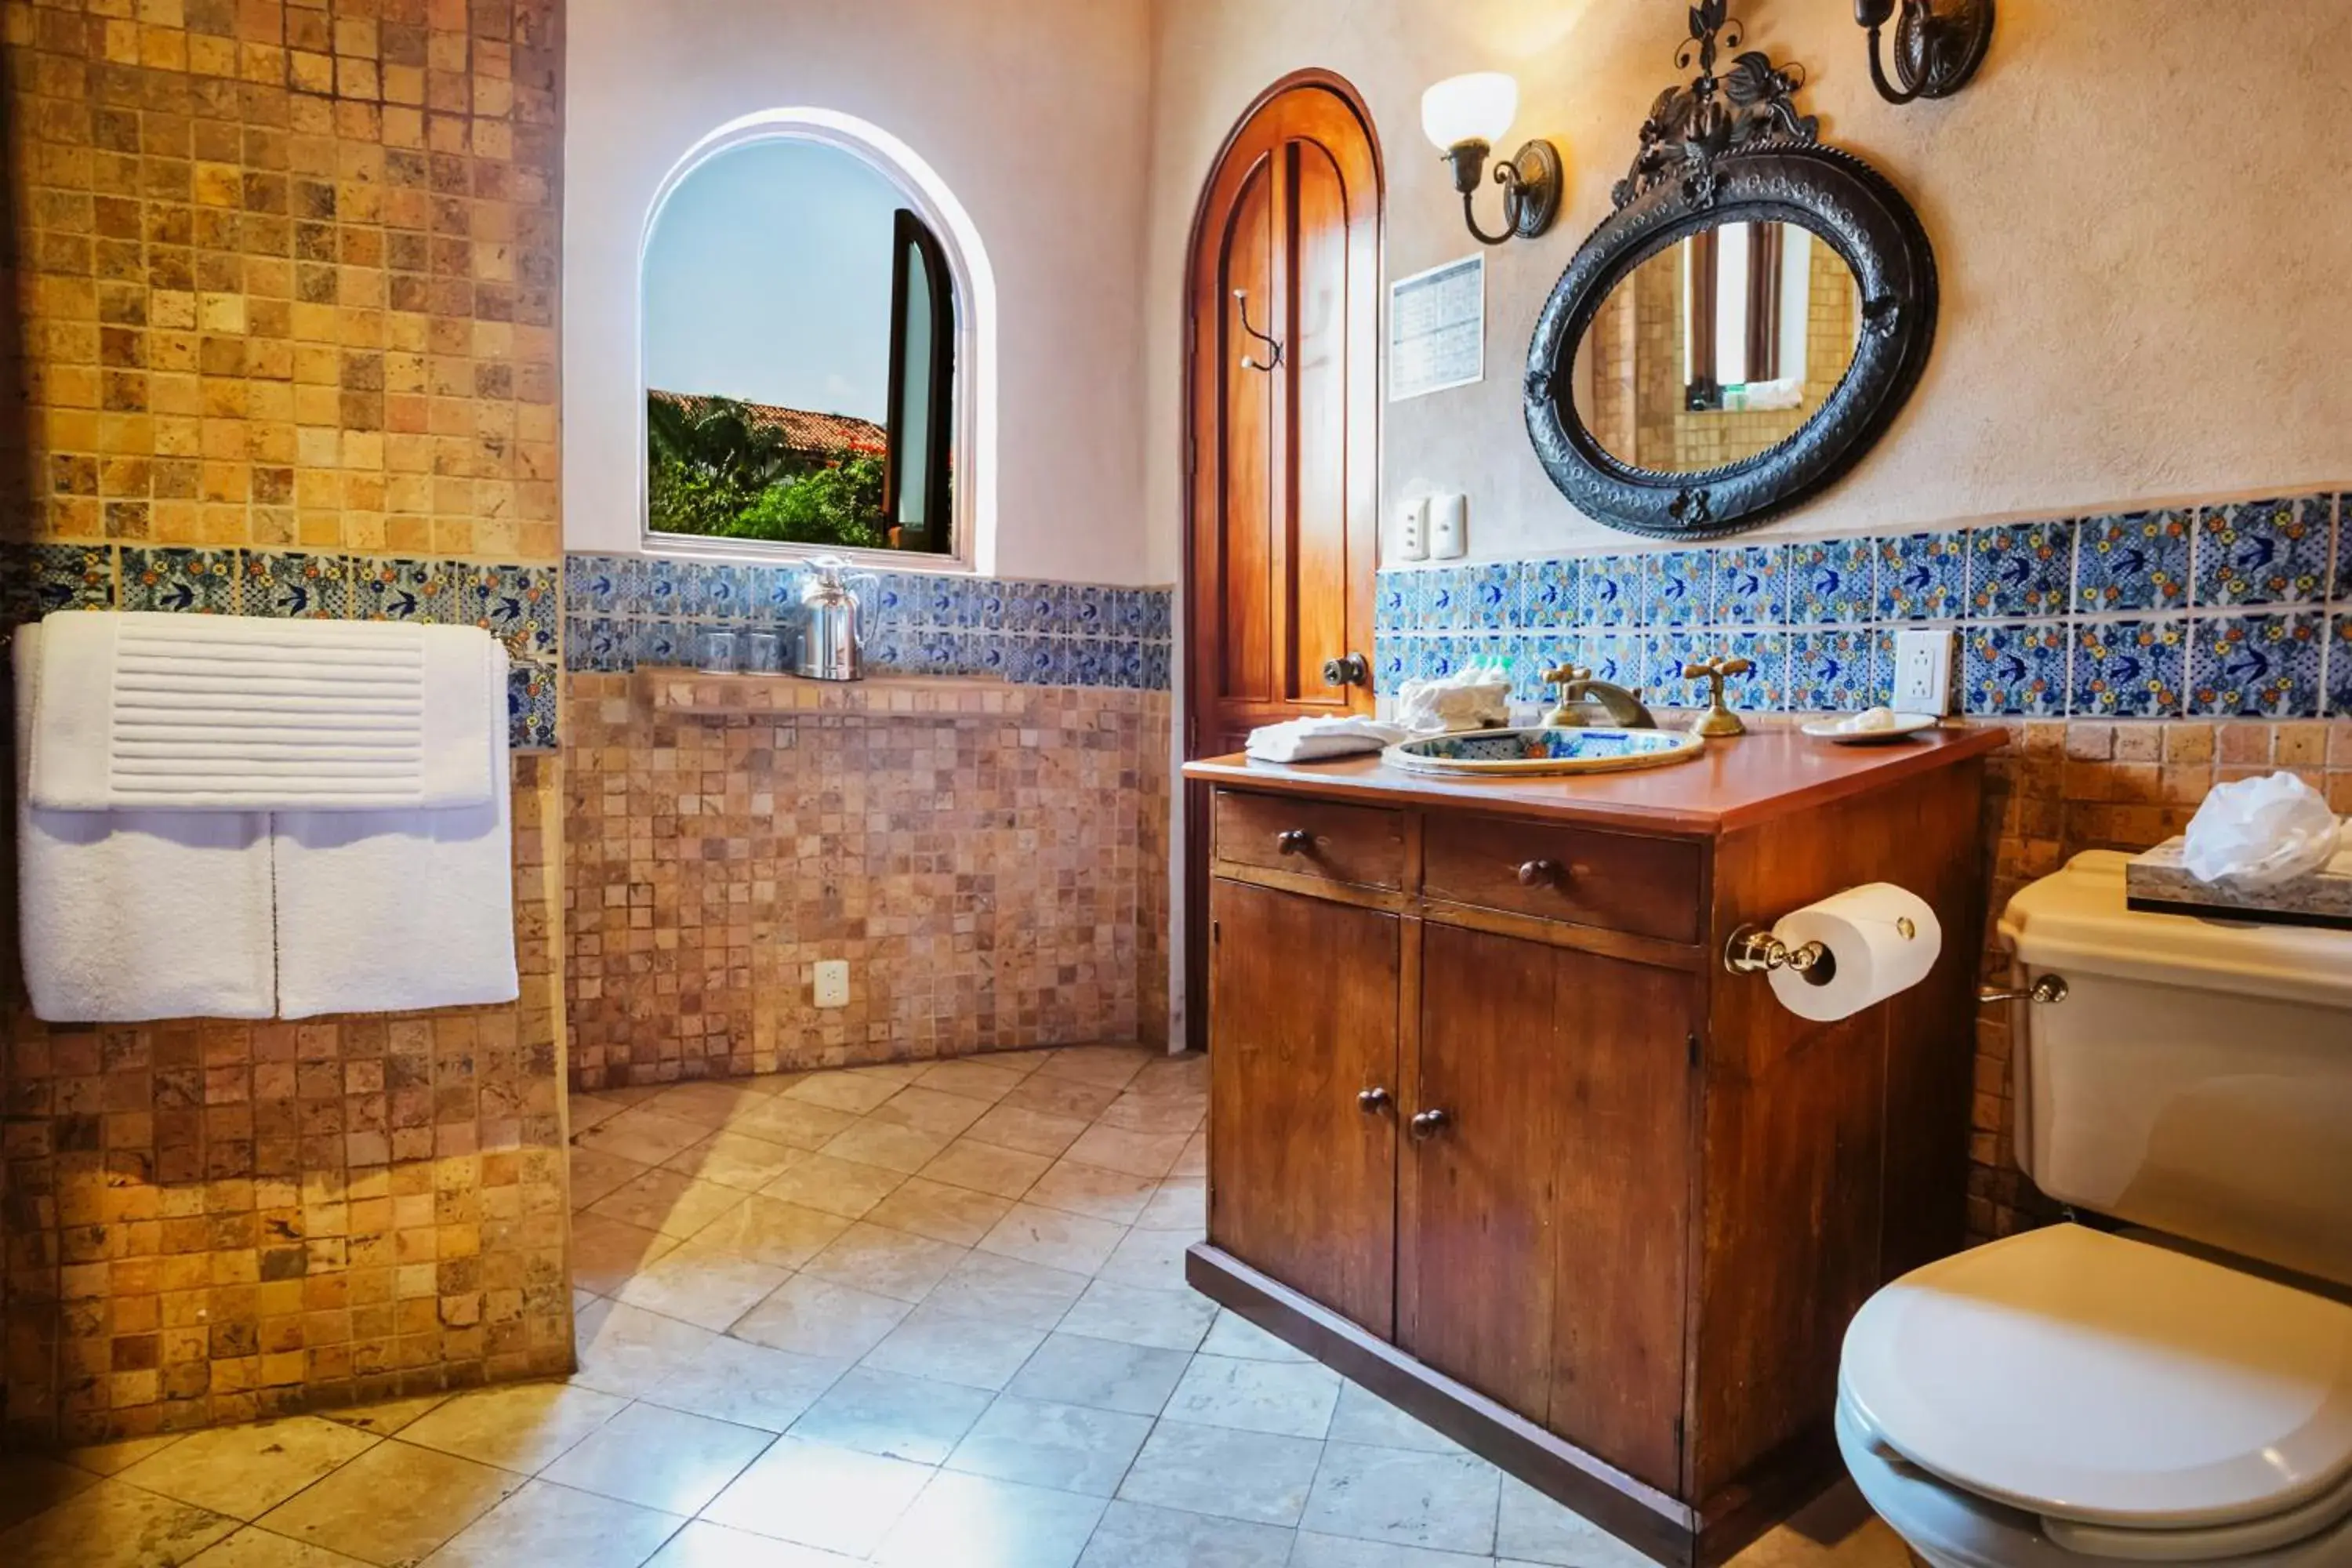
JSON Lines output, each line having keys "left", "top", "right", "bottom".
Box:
{"left": 1525, "top": 0, "right": 1937, "bottom": 539}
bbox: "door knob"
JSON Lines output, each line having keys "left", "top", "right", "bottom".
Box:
{"left": 1322, "top": 652, "right": 1370, "bottom": 688}
{"left": 1409, "top": 1108, "right": 1450, "bottom": 1139}
{"left": 1356, "top": 1087, "right": 1392, "bottom": 1112}
{"left": 1276, "top": 829, "right": 1313, "bottom": 855}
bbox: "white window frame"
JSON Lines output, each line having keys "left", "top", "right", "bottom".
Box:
{"left": 637, "top": 107, "right": 996, "bottom": 576}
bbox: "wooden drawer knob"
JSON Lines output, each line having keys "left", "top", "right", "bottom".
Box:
{"left": 1516, "top": 858, "right": 1561, "bottom": 887}
{"left": 1276, "top": 829, "right": 1314, "bottom": 856}
{"left": 1356, "top": 1087, "right": 1392, "bottom": 1112}
{"left": 1409, "top": 1108, "right": 1450, "bottom": 1139}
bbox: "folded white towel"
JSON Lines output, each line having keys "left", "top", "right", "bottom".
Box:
{"left": 31, "top": 612, "right": 499, "bottom": 812}
{"left": 272, "top": 641, "right": 519, "bottom": 1019}
{"left": 16, "top": 624, "right": 276, "bottom": 1022}
{"left": 1245, "top": 716, "right": 1410, "bottom": 764}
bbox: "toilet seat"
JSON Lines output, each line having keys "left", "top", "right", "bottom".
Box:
{"left": 1842, "top": 1225, "right": 2352, "bottom": 1547}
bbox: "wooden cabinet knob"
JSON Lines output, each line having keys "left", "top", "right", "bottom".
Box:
{"left": 1276, "top": 829, "right": 1313, "bottom": 856}
{"left": 1409, "top": 1108, "right": 1450, "bottom": 1139}
{"left": 1515, "top": 858, "right": 1560, "bottom": 887}
{"left": 1356, "top": 1087, "right": 1392, "bottom": 1112}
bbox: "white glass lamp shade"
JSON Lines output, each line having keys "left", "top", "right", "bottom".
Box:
{"left": 1421, "top": 72, "right": 1519, "bottom": 151}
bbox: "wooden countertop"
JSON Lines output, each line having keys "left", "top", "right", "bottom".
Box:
{"left": 1183, "top": 724, "right": 2008, "bottom": 836}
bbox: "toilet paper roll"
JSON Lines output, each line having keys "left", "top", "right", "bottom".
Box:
{"left": 1767, "top": 883, "right": 1943, "bottom": 1022}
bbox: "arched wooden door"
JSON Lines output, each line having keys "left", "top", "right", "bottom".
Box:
{"left": 1183, "top": 76, "right": 1382, "bottom": 1049}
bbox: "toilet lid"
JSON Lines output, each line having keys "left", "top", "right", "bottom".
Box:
{"left": 1842, "top": 1225, "right": 2352, "bottom": 1530}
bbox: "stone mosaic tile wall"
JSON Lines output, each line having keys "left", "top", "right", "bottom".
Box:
{"left": 0, "top": 0, "right": 572, "bottom": 1443}
{"left": 1377, "top": 492, "right": 2351, "bottom": 722}
{"left": 563, "top": 554, "right": 1175, "bottom": 691}
{"left": 562, "top": 676, "right": 1172, "bottom": 1091}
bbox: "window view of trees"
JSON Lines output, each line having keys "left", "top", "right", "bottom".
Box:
{"left": 645, "top": 390, "right": 889, "bottom": 549}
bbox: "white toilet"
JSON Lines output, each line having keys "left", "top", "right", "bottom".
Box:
{"left": 1837, "top": 850, "right": 2352, "bottom": 1568}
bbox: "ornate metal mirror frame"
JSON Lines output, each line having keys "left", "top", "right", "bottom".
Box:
{"left": 1525, "top": 1, "right": 1937, "bottom": 539}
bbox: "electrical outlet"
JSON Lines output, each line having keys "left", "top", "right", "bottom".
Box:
{"left": 813, "top": 960, "right": 851, "bottom": 1009}
{"left": 1892, "top": 628, "right": 1956, "bottom": 715}
{"left": 1428, "top": 493, "right": 1468, "bottom": 560}
{"left": 1394, "top": 498, "right": 1429, "bottom": 562}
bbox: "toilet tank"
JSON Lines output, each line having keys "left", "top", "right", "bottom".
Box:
{"left": 1998, "top": 851, "right": 2352, "bottom": 1288}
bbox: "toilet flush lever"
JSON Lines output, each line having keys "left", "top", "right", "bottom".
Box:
{"left": 1977, "top": 975, "right": 2068, "bottom": 1005}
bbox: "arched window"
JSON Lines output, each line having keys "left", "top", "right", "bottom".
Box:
{"left": 640, "top": 111, "right": 993, "bottom": 571}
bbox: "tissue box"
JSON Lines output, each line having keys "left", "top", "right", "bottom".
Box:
{"left": 2125, "top": 837, "right": 2352, "bottom": 931}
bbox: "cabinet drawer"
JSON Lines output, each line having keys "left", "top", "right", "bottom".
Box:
{"left": 1423, "top": 815, "right": 1700, "bottom": 942}
{"left": 1214, "top": 789, "right": 1405, "bottom": 890}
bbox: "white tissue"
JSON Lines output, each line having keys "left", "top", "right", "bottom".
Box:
{"left": 1394, "top": 667, "right": 1511, "bottom": 734}
{"left": 2181, "top": 771, "right": 2343, "bottom": 889}
{"left": 1766, "top": 884, "right": 1942, "bottom": 1023}
{"left": 1245, "top": 717, "right": 1408, "bottom": 764}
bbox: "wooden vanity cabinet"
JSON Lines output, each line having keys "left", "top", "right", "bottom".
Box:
{"left": 1184, "top": 730, "right": 2005, "bottom": 1568}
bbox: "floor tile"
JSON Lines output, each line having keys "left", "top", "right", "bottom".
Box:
{"left": 1057, "top": 1279, "right": 1217, "bottom": 1352}
{"left": 997, "top": 1075, "right": 1124, "bottom": 1121}
{"left": 1125, "top": 1055, "right": 1208, "bottom": 1099}
{"left": 0, "top": 1480, "right": 237, "bottom": 1568}
{"left": 916, "top": 1059, "right": 1032, "bottom": 1102}
{"left": 787, "top": 1367, "right": 996, "bottom": 1464}
{"left": 730, "top": 1274, "right": 913, "bottom": 1360}
{"left": 922, "top": 1250, "right": 1091, "bottom": 1330}
{"left": 644, "top": 1519, "right": 862, "bottom": 1567}
{"left": 822, "top": 1117, "right": 952, "bottom": 1175}
{"left": 946, "top": 1394, "right": 1152, "bottom": 1496}
{"left": 1301, "top": 1443, "right": 1501, "bottom": 1556}
{"left": 568, "top": 1212, "right": 681, "bottom": 1296}
{"left": 56, "top": 1433, "right": 186, "bottom": 1478}
{"left": 1497, "top": 1476, "right": 1653, "bottom": 1567}
{"left": 1007, "top": 1332, "right": 1192, "bottom": 1416}
{"left": 923, "top": 1138, "right": 1053, "bottom": 1200}
{"left": 730, "top": 1098, "right": 861, "bottom": 1152}
{"left": 862, "top": 1302, "right": 1049, "bottom": 1391}
{"left": 866, "top": 1084, "right": 992, "bottom": 1138}
{"left": 641, "top": 1335, "right": 848, "bottom": 1432}
{"left": 256, "top": 1441, "right": 522, "bottom": 1566}
{"left": 118, "top": 1416, "right": 379, "bottom": 1520}
{"left": 784, "top": 1074, "right": 904, "bottom": 1116}
{"left": 586, "top": 1168, "right": 748, "bottom": 1241}
{"left": 1094, "top": 1225, "right": 1195, "bottom": 1290}
{"left": 871, "top": 1469, "right": 1107, "bottom": 1568}
{"left": 313, "top": 1393, "right": 449, "bottom": 1439}
{"left": 1137, "top": 1179, "right": 1206, "bottom": 1232}
{"left": 1035, "top": 1046, "right": 1152, "bottom": 1091}
{"left": 1290, "top": 1531, "right": 1495, "bottom": 1566}
{"left": 0, "top": 1455, "right": 100, "bottom": 1534}
{"left": 1730, "top": 1482, "right": 1911, "bottom": 1568}
{"left": 419, "top": 1479, "right": 686, "bottom": 1567}
{"left": 678, "top": 1195, "right": 852, "bottom": 1270}
{"left": 1118, "top": 1420, "right": 1325, "bottom": 1526}
{"left": 577, "top": 1109, "right": 713, "bottom": 1167}
{"left": 645, "top": 1080, "right": 780, "bottom": 1129}
{"left": 1164, "top": 1353, "right": 1343, "bottom": 1439}
{"left": 862, "top": 1174, "right": 1015, "bottom": 1246}
{"left": 614, "top": 1246, "right": 793, "bottom": 1330}
{"left": 976, "top": 1201, "right": 1127, "bottom": 1275}
{"left": 1327, "top": 1382, "right": 1465, "bottom": 1454}
{"left": 568, "top": 1091, "right": 635, "bottom": 1134}
{"left": 760, "top": 1152, "right": 909, "bottom": 1219}
{"left": 803, "top": 1220, "right": 966, "bottom": 1302}
{"left": 1171, "top": 1130, "right": 1208, "bottom": 1178}
{"left": 1064, "top": 1124, "right": 1189, "bottom": 1179}
{"left": 391, "top": 1380, "right": 631, "bottom": 1476}
{"left": 541, "top": 1402, "right": 775, "bottom": 1515}
{"left": 965, "top": 1103, "right": 1093, "bottom": 1158}
{"left": 1201, "top": 1308, "right": 1312, "bottom": 1362}
{"left": 1025, "top": 1158, "right": 1160, "bottom": 1224}
{"left": 662, "top": 1131, "right": 808, "bottom": 1192}
{"left": 1075, "top": 1497, "right": 1295, "bottom": 1568}
{"left": 1094, "top": 1093, "right": 1204, "bottom": 1135}
{"left": 700, "top": 1436, "right": 933, "bottom": 1557}
{"left": 189, "top": 1526, "right": 377, "bottom": 1565}
{"left": 569, "top": 1147, "right": 657, "bottom": 1209}
{"left": 571, "top": 1298, "right": 722, "bottom": 1398}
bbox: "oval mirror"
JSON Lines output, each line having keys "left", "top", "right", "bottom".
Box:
{"left": 1569, "top": 220, "right": 1863, "bottom": 477}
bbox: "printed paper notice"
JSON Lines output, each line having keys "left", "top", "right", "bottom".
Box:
{"left": 1388, "top": 255, "right": 1485, "bottom": 401}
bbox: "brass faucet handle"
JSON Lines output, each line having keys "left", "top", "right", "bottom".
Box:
{"left": 1539, "top": 662, "right": 1591, "bottom": 690}
{"left": 1682, "top": 657, "right": 1751, "bottom": 739}
{"left": 1540, "top": 662, "right": 1594, "bottom": 728}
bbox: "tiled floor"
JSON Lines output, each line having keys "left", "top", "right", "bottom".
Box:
{"left": 0, "top": 1044, "right": 1910, "bottom": 1568}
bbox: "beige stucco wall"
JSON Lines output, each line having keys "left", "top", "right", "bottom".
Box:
{"left": 1140, "top": 0, "right": 2352, "bottom": 576}
{"left": 563, "top": 0, "right": 1160, "bottom": 583}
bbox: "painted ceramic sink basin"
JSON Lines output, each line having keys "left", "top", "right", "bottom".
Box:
{"left": 1384, "top": 726, "right": 1704, "bottom": 777}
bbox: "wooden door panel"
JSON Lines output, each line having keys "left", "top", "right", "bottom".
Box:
{"left": 1287, "top": 137, "right": 1352, "bottom": 710}
{"left": 1217, "top": 158, "right": 1277, "bottom": 707}
{"left": 1207, "top": 878, "right": 1399, "bottom": 1337}
{"left": 1403, "top": 921, "right": 1561, "bottom": 1423}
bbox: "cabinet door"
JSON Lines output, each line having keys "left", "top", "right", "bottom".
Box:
{"left": 1403, "top": 922, "right": 1693, "bottom": 1492}
{"left": 1207, "top": 878, "right": 1399, "bottom": 1337}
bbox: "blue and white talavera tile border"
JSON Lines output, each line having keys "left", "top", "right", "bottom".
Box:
{"left": 1375, "top": 492, "right": 2352, "bottom": 721}
{"left": 562, "top": 554, "right": 1175, "bottom": 692}
{"left": 4, "top": 544, "right": 561, "bottom": 750}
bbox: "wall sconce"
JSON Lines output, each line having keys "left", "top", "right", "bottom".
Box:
{"left": 1854, "top": 0, "right": 1994, "bottom": 103}
{"left": 1421, "top": 73, "right": 1561, "bottom": 246}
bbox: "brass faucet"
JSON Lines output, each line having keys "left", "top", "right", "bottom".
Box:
{"left": 1682, "top": 656, "right": 1754, "bottom": 738}
{"left": 1541, "top": 663, "right": 1657, "bottom": 729}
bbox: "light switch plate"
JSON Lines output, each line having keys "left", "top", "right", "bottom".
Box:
{"left": 1892, "top": 628, "right": 1957, "bottom": 715}
{"left": 813, "top": 960, "right": 851, "bottom": 1009}
{"left": 1394, "top": 497, "right": 1429, "bottom": 562}
{"left": 1428, "top": 493, "right": 1468, "bottom": 560}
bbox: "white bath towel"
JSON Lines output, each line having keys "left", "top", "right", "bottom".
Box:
{"left": 1245, "top": 716, "right": 1410, "bottom": 764}
{"left": 270, "top": 641, "right": 519, "bottom": 1019}
{"left": 30, "top": 612, "right": 499, "bottom": 812}
{"left": 16, "top": 623, "right": 276, "bottom": 1022}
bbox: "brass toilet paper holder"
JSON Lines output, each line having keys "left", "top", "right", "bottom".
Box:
{"left": 1723, "top": 915, "right": 1917, "bottom": 978}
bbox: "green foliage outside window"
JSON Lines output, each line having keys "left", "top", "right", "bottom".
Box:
{"left": 646, "top": 393, "right": 889, "bottom": 550}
